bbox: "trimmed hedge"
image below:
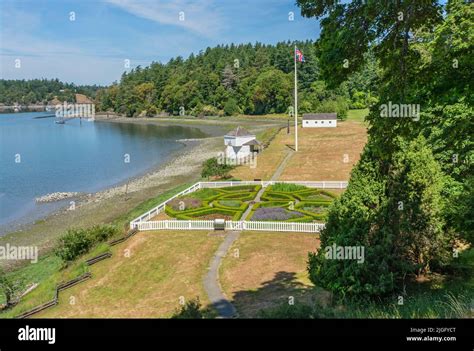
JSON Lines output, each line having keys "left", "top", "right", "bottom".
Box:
{"left": 189, "top": 188, "right": 222, "bottom": 201}
{"left": 268, "top": 183, "right": 308, "bottom": 192}
{"left": 261, "top": 192, "right": 296, "bottom": 201}
{"left": 295, "top": 201, "right": 331, "bottom": 220}
{"left": 219, "top": 185, "right": 261, "bottom": 193}
{"left": 173, "top": 207, "right": 242, "bottom": 220}
{"left": 219, "top": 191, "right": 257, "bottom": 201}
{"left": 212, "top": 200, "right": 249, "bottom": 212}
{"left": 293, "top": 189, "right": 337, "bottom": 201}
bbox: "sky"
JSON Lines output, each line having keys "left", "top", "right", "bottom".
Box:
{"left": 0, "top": 0, "right": 321, "bottom": 85}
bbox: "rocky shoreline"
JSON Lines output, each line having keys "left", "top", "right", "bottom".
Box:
{"left": 35, "top": 192, "right": 82, "bottom": 203}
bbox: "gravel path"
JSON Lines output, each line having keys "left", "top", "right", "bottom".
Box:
{"left": 203, "top": 147, "right": 295, "bottom": 318}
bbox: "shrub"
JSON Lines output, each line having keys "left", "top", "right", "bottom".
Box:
{"left": 223, "top": 98, "right": 240, "bottom": 116}
{"left": 314, "top": 96, "right": 349, "bottom": 120}
{"left": 171, "top": 298, "right": 204, "bottom": 319}
{"left": 54, "top": 228, "right": 93, "bottom": 263}
{"left": 0, "top": 268, "right": 19, "bottom": 308}
{"left": 199, "top": 105, "right": 219, "bottom": 117}
{"left": 88, "top": 224, "right": 119, "bottom": 243}
{"left": 54, "top": 225, "right": 118, "bottom": 263}
{"left": 201, "top": 158, "right": 234, "bottom": 179}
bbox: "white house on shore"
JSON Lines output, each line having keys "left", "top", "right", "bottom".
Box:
{"left": 302, "top": 113, "right": 338, "bottom": 128}
{"left": 224, "top": 126, "right": 260, "bottom": 160}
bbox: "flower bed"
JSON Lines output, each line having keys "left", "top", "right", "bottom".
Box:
{"left": 172, "top": 207, "right": 243, "bottom": 221}
{"left": 167, "top": 197, "right": 203, "bottom": 211}
{"left": 251, "top": 207, "right": 304, "bottom": 221}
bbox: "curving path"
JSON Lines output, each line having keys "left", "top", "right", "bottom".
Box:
{"left": 203, "top": 147, "right": 295, "bottom": 318}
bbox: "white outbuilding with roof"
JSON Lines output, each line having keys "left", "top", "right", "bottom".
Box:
{"left": 302, "top": 113, "right": 338, "bottom": 128}
{"left": 224, "top": 126, "right": 260, "bottom": 160}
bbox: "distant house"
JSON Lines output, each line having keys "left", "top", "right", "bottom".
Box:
{"left": 224, "top": 126, "right": 260, "bottom": 160}
{"left": 302, "top": 113, "right": 337, "bottom": 128}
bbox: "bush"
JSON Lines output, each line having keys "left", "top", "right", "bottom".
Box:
{"left": 223, "top": 98, "right": 240, "bottom": 116}
{"left": 314, "top": 96, "right": 349, "bottom": 120}
{"left": 171, "top": 298, "right": 204, "bottom": 319}
{"left": 54, "top": 229, "right": 93, "bottom": 263}
{"left": 201, "top": 158, "right": 234, "bottom": 179}
{"left": 88, "top": 224, "right": 119, "bottom": 243}
{"left": 54, "top": 225, "right": 118, "bottom": 263}
{"left": 0, "top": 268, "right": 19, "bottom": 308}
{"left": 199, "top": 105, "right": 219, "bottom": 117}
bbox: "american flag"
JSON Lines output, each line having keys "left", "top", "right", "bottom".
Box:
{"left": 295, "top": 48, "right": 305, "bottom": 62}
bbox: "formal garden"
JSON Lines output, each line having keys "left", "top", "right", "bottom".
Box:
{"left": 162, "top": 183, "right": 337, "bottom": 223}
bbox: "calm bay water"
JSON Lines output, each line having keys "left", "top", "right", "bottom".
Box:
{"left": 0, "top": 112, "right": 209, "bottom": 233}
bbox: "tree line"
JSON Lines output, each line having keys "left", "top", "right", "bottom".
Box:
{"left": 0, "top": 79, "right": 101, "bottom": 106}
{"left": 95, "top": 40, "right": 378, "bottom": 118}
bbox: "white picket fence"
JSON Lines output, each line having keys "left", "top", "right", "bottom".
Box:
{"left": 137, "top": 220, "right": 214, "bottom": 231}
{"left": 130, "top": 182, "right": 201, "bottom": 224}
{"left": 129, "top": 180, "right": 346, "bottom": 231}
{"left": 199, "top": 180, "right": 348, "bottom": 189}
{"left": 136, "top": 220, "right": 325, "bottom": 233}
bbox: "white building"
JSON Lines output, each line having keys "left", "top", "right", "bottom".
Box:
{"left": 302, "top": 113, "right": 338, "bottom": 128}
{"left": 224, "top": 126, "right": 260, "bottom": 160}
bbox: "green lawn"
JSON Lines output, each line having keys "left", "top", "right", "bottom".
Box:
{"left": 37, "top": 231, "right": 222, "bottom": 318}
{"left": 347, "top": 109, "right": 369, "bottom": 123}
{"left": 0, "top": 183, "right": 192, "bottom": 317}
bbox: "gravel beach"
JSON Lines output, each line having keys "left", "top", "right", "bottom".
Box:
{"left": 0, "top": 116, "right": 281, "bottom": 270}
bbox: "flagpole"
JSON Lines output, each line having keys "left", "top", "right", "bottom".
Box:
{"left": 294, "top": 45, "right": 298, "bottom": 152}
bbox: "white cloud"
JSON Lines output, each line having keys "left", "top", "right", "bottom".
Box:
{"left": 104, "top": 0, "right": 225, "bottom": 38}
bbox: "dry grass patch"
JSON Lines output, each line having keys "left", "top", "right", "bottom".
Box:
{"left": 36, "top": 230, "right": 222, "bottom": 318}
{"left": 230, "top": 128, "right": 290, "bottom": 180}
{"left": 230, "top": 121, "right": 366, "bottom": 182}
{"left": 279, "top": 121, "right": 367, "bottom": 181}
{"left": 220, "top": 231, "right": 328, "bottom": 318}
